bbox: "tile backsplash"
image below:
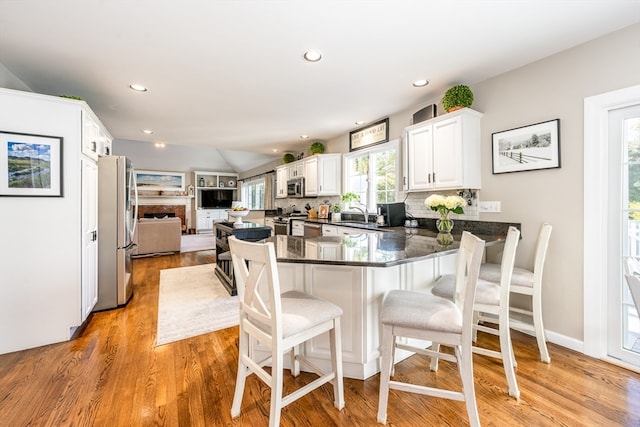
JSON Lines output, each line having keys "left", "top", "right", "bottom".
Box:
{"left": 275, "top": 189, "right": 480, "bottom": 220}
{"left": 403, "top": 189, "right": 479, "bottom": 220}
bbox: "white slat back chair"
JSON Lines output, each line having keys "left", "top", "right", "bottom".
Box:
{"left": 377, "top": 231, "right": 485, "bottom": 426}
{"left": 478, "top": 222, "right": 552, "bottom": 363}
{"left": 228, "top": 236, "right": 345, "bottom": 427}
{"left": 431, "top": 226, "right": 521, "bottom": 399}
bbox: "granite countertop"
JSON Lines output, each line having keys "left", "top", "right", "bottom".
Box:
{"left": 265, "top": 225, "right": 510, "bottom": 267}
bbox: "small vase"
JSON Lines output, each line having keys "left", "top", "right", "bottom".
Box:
{"left": 436, "top": 212, "right": 454, "bottom": 233}
{"left": 437, "top": 232, "right": 454, "bottom": 246}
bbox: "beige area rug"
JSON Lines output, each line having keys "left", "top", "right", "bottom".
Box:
{"left": 180, "top": 233, "right": 215, "bottom": 253}
{"left": 156, "top": 264, "right": 238, "bottom": 346}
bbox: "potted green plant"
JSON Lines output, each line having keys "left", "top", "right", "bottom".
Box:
{"left": 282, "top": 153, "right": 295, "bottom": 163}
{"left": 442, "top": 84, "right": 474, "bottom": 112}
{"left": 331, "top": 204, "right": 342, "bottom": 221}
{"left": 310, "top": 141, "right": 325, "bottom": 155}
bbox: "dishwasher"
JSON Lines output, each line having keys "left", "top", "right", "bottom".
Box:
{"left": 303, "top": 222, "right": 323, "bottom": 238}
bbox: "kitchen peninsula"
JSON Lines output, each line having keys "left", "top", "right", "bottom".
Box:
{"left": 251, "top": 222, "right": 513, "bottom": 380}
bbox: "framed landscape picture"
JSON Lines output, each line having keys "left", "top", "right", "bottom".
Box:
{"left": 136, "top": 170, "right": 185, "bottom": 192}
{"left": 492, "top": 119, "right": 561, "bottom": 174}
{"left": 0, "top": 131, "right": 63, "bottom": 197}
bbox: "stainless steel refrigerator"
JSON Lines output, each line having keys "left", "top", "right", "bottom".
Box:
{"left": 95, "top": 156, "right": 138, "bottom": 311}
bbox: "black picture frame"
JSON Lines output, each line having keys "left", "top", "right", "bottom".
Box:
{"left": 491, "top": 119, "right": 561, "bottom": 174}
{"left": 0, "top": 130, "right": 63, "bottom": 197}
{"left": 349, "top": 118, "right": 389, "bottom": 152}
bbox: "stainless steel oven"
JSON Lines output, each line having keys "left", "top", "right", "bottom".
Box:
{"left": 274, "top": 219, "right": 289, "bottom": 235}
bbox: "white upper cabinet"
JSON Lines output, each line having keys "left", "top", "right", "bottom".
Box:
{"left": 403, "top": 108, "right": 483, "bottom": 191}
{"left": 289, "top": 162, "right": 304, "bottom": 179}
{"left": 276, "top": 154, "right": 341, "bottom": 198}
{"left": 304, "top": 153, "right": 341, "bottom": 197}
{"left": 275, "top": 165, "right": 289, "bottom": 198}
{"left": 82, "top": 111, "right": 100, "bottom": 161}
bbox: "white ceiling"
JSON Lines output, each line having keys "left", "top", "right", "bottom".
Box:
{"left": 1, "top": 1, "right": 638, "bottom": 172}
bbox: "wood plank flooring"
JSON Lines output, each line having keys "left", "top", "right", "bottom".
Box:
{"left": 1, "top": 250, "right": 639, "bottom": 426}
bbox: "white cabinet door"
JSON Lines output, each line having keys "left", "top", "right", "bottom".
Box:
{"left": 405, "top": 124, "right": 434, "bottom": 190}
{"left": 305, "top": 154, "right": 341, "bottom": 196}
{"left": 304, "top": 157, "right": 319, "bottom": 196}
{"left": 289, "top": 162, "right": 304, "bottom": 178}
{"left": 316, "top": 154, "right": 341, "bottom": 196}
{"left": 322, "top": 225, "right": 339, "bottom": 236}
{"left": 433, "top": 116, "right": 464, "bottom": 189}
{"left": 82, "top": 111, "right": 100, "bottom": 161}
{"left": 291, "top": 220, "right": 304, "bottom": 236}
{"left": 81, "top": 159, "right": 98, "bottom": 321}
{"left": 276, "top": 166, "right": 289, "bottom": 198}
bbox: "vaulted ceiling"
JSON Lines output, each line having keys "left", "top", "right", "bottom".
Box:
{"left": 1, "top": 1, "right": 638, "bottom": 172}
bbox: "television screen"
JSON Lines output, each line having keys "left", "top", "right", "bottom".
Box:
{"left": 201, "top": 189, "right": 233, "bottom": 209}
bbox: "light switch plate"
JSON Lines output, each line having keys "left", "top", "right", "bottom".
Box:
{"left": 479, "top": 201, "right": 501, "bottom": 213}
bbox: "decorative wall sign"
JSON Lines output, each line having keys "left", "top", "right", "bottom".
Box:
{"left": 349, "top": 118, "right": 389, "bottom": 151}
{"left": 491, "top": 119, "right": 561, "bottom": 174}
{"left": 0, "top": 131, "right": 63, "bottom": 197}
{"left": 136, "top": 170, "right": 185, "bottom": 192}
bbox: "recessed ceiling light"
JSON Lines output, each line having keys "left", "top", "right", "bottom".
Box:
{"left": 142, "top": 129, "right": 153, "bottom": 134}
{"left": 272, "top": 148, "right": 279, "bottom": 153}
{"left": 129, "top": 83, "right": 147, "bottom": 92}
{"left": 303, "top": 50, "right": 322, "bottom": 62}
{"left": 413, "top": 79, "right": 429, "bottom": 87}
{"left": 355, "top": 120, "right": 365, "bottom": 125}
{"left": 300, "top": 135, "right": 310, "bottom": 139}
{"left": 154, "top": 142, "right": 165, "bottom": 148}
{"left": 129, "top": 83, "right": 148, "bottom": 92}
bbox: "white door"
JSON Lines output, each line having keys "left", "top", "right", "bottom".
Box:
{"left": 608, "top": 104, "right": 640, "bottom": 367}
{"left": 81, "top": 158, "right": 98, "bottom": 320}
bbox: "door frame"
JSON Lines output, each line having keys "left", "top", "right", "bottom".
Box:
{"left": 584, "top": 84, "right": 640, "bottom": 371}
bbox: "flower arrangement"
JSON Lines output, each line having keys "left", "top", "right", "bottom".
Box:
{"left": 424, "top": 194, "right": 466, "bottom": 232}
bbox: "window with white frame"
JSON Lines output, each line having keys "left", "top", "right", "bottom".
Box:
{"left": 343, "top": 140, "right": 399, "bottom": 211}
{"left": 241, "top": 177, "right": 265, "bottom": 210}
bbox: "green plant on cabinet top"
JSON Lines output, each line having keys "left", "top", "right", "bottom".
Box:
{"left": 310, "top": 141, "right": 325, "bottom": 154}
{"left": 442, "top": 84, "right": 473, "bottom": 112}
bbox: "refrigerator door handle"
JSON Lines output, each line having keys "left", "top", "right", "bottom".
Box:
{"left": 130, "top": 166, "right": 139, "bottom": 241}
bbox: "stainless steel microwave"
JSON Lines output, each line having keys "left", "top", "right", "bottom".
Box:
{"left": 287, "top": 177, "right": 304, "bottom": 198}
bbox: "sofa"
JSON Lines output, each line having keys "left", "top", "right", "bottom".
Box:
{"left": 132, "top": 217, "right": 182, "bottom": 256}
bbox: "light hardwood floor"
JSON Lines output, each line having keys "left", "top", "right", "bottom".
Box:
{"left": 1, "top": 250, "right": 639, "bottom": 426}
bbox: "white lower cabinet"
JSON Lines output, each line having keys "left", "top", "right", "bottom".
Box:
{"left": 196, "top": 209, "right": 227, "bottom": 233}
{"left": 291, "top": 219, "right": 304, "bottom": 236}
{"left": 322, "top": 224, "right": 338, "bottom": 236}
{"left": 249, "top": 253, "right": 456, "bottom": 379}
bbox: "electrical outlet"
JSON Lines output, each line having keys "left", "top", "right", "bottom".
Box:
{"left": 479, "top": 201, "right": 501, "bottom": 213}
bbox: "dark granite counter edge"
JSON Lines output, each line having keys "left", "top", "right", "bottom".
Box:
{"left": 274, "top": 245, "right": 461, "bottom": 268}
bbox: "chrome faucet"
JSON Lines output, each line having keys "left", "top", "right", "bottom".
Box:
{"left": 350, "top": 203, "right": 369, "bottom": 223}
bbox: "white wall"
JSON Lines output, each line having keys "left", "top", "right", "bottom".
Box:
{"left": 327, "top": 23, "right": 640, "bottom": 342}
